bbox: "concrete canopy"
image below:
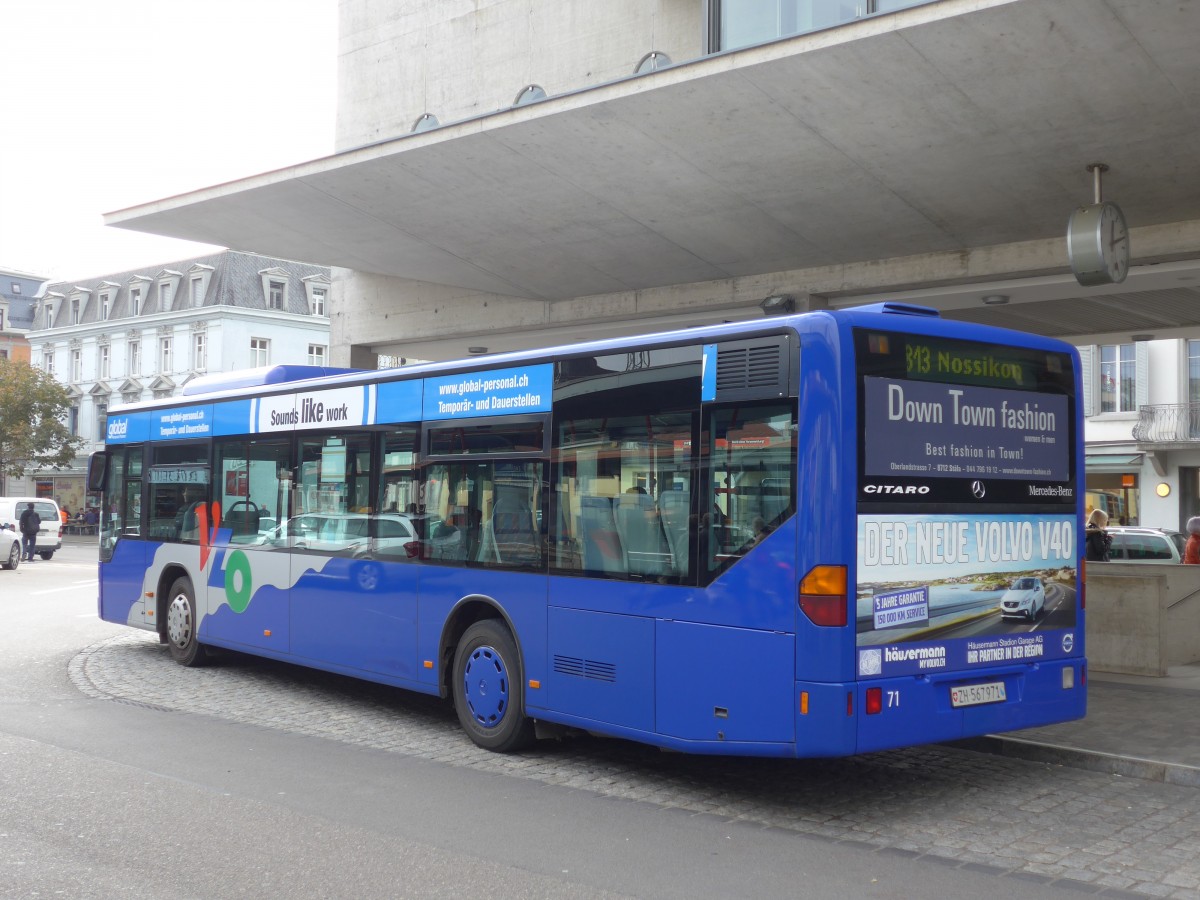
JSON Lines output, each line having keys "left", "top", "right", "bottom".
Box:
{"left": 107, "top": 0, "right": 1200, "bottom": 350}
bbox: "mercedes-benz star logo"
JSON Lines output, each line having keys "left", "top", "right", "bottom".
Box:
{"left": 971, "top": 480, "right": 986, "bottom": 499}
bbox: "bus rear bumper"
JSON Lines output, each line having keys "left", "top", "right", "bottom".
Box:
{"left": 849, "top": 658, "right": 1088, "bottom": 755}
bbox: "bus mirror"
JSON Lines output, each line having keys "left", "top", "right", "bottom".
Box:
{"left": 87, "top": 451, "right": 109, "bottom": 493}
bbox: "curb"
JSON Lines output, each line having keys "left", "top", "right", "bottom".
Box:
{"left": 951, "top": 735, "right": 1200, "bottom": 788}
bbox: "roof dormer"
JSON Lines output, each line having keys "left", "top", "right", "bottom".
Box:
{"left": 258, "top": 267, "right": 290, "bottom": 311}
{"left": 302, "top": 273, "right": 331, "bottom": 317}
{"left": 127, "top": 276, "right": 153, "bottom": 316}
{"left": 41, "top": 291, "right": 65, "bottom": 328}
{"left": 186, "top": 263, "right": 214, "bottom": 308}
{"left": 154, "top": 269, "right": 182, "bottom": 313}
{"left": 97, "top": 282, "right": 120, "bottom": 321}
{"left": 68, "top": 286, "right": 92, "bottom": 325}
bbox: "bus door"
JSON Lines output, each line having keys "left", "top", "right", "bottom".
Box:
{"left": 207, "top": 438, "right": 295, "bottom": 653}
{"left": 95, "top": 446, "right": 147, "bottom": 627}
{"left": 287, "top": 432, "right": 422, "bottom": 678}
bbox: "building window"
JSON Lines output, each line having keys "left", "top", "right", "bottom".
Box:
{"left": 160, "top": 337, "right": 173, "bottom": 373}
{"left": 711, "top": 0, "right": 923, "bottom": 51}
{"left": 250, "top": 338, "right": 270, "bottom": 367}
{"left": 268, "top": 281, "right": 285, "bottom": 310}
{"left": 11, "top": 282, "right": 20, "bottom": 294}
{"left": 130, "top": 287, "right": 143, "bottom": 316}
{"left": 69, "top": 405, "right": 79, "bottom": 436}
{"left": 1189, "top": 341, "right": 1200, "bottom": 406}
{"left": 99, "top": 345, "right": 110, "bottom": 379}
{"left": 129, "top": 340, "right": 141, "bottom": 376}
{"left": 71, "top": 349, "right": 82, "bottom": 381}
{"left": 101, "top": 292, "right": 111, "bottom": 320}
{"left": 96, "top": 402, "right": 108, "bottom": 440}
{"left": 159, "top": 281, "right": 173, "bottom": 312}
{"left": 45, "top": 353, "right": 55, "bottom": 375}
{"left": 193, "top": 333, "right": 207, "bottom": 370}
{"left": 71, "top": 298, "right": 81, "bottom": 325}
{"left": 308, "top": 344, "right": 326, "bottom": 365}
{"left": 0, "top": 308, "right": 5, "bottom": 331}
{"left": 1100, "top": 343, "right": 1136, "bottom": 413}
{"left": 311, "top": 287, "right": 326, "bottom": 316}
{"left": 191, "top": 276, "right": 204, "bottom": 307}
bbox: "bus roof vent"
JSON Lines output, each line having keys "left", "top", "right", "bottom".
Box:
{"left": 854, "top": 302, "right": 940, "bottom": 318}
{"left": 714, "top": 334, "right": 793, "bottom": 401}
{"left": 181, "top": 365, "right": 365, "bottom": 396}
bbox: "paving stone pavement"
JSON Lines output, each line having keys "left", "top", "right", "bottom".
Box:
{"left": 71, "top": 632, "right": 1200, "bottom": 899}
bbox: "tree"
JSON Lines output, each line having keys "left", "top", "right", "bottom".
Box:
{"left": 0, "top": 357, "right": 85, "bottom": 495}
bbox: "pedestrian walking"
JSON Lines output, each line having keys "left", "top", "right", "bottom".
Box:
{"left": 18, "top": 502, "right": 41, "bottom": 562}
{"left": 1184, "top": 517, "right": 1200, "bottom": 564}
{"left": 1084, "top": 508, "right": 1111, "bottom": 562}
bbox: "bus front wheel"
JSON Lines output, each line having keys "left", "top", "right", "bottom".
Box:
{"left": 165, "top": 576, "right": 208, "bottom": 667}
{"left": 453, "top": 619, "right": 534, "bottom": 752}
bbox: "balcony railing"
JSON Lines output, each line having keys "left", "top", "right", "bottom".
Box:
{"left": 1132, "top": 404, "right": 1200, "bottom": 443}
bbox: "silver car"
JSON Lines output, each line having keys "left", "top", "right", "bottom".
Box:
{"left": 1105, "top": 526, "right": 1185, "bottom": 564}
{"left": 0, "top": 522, "right": 20, "bottom": 570}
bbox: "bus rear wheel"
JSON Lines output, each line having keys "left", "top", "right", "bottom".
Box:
{"left": 453, "top": 619, "right": 534, "bottom": 752}
{"left": 165, "top": 576, "right": 208, "bottom": 667}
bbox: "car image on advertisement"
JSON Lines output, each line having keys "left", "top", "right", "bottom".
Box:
{"left": 999, "top": 576, "right": 1046, "bottom": 621}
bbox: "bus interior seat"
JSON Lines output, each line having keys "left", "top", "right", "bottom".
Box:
{"left": 615, "top": 491, "right": 672, "bottom": 576}
{"left": 224, "top": 500, "right": 261, "bottom": 538}
{"left": 657, "top": 489, "right": 690, "bottom": 574}
{"left": 479, "top": 480, "right": 540, "bottom": 565}
{"left": 579, "top": 495, "right": 625, "bottom": 574}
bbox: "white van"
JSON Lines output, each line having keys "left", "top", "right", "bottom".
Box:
{"left": 0, "top": 497, "right": 63, "bottom": 560}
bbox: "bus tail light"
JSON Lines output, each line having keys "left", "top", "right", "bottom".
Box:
{"left": 865, "top": 687, "right": 882, "bottom": 715}
{"left": 798, "top": 565, "right": 847, "bottom": 627}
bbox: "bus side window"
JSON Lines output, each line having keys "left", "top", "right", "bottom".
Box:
{"left": 217, "top": 439, "right": 292, "bottom": 545}
{"left": 147, "top": 443, "right": 209, "bottom": 543}
{"left": 703, "top": 403, "right": 796, "bottom": 578}
{"left": 552, "top": 412, "right": 693, "bottom": 583}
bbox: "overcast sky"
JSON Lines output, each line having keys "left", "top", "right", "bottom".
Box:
{"left": 0, "top": 1, "right": 337, "bottom": 283}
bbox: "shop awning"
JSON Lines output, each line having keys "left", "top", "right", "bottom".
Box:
{"left": 1084, "top": 453, "right": 1144, "bottom": 471}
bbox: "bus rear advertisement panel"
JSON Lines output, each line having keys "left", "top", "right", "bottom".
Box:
{"left": 855, "top": 512, "right": 1077, "bottom": 678}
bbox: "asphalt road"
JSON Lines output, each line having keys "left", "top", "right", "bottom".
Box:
{"left": 0, "top": 543, "right": 1188, "bottom": 898}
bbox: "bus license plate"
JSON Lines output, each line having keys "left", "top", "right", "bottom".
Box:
{"left": 950, "top": 681, "right": 1006, "bottom": 708}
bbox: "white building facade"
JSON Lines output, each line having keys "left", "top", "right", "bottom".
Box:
{"left": 18, "top": 251, "right": 330, "bottom": 510}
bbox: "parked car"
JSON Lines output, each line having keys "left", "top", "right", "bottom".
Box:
{"left": 999, "top": 576, "right": 1045, "bottom": 620}
{"left": 0, "top": 497, "right": 63, "bottom": 560}
{"left": 0, "top": 521, "right": 20, "bottom": 570}
{"left": 1105, "top": 526, "right": 1185, "bottom": 564}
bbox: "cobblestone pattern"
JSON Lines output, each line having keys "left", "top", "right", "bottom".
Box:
{"left": 71, "top": 633, "right": 1200, "bottom": 899}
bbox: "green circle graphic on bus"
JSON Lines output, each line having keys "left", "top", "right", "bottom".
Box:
{"left": 225, "top": 550, "right": 253, "bottom": 613}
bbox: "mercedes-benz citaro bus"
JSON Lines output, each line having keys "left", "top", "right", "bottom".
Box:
{"left": 88, "top": 303, "right": 1085, "bottom": 756}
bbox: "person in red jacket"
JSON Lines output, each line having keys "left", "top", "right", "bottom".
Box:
{"left": 1184, "top": 517, "right": 1200, "bottom": 565}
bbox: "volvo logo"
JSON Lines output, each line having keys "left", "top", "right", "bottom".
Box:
{"left": 970, "top": 480, "right": 986, "bottom": 499}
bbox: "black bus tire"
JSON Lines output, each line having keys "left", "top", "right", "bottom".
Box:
{"left": 165, "top": 576, "right": 208, "bottom": 667}
{"left": 453, "top": 619, "right": 534, "bottom": 752}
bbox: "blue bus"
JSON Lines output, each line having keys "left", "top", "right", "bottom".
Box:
{"left": 88, "top": 304, "right": 1086, "bottom": 756}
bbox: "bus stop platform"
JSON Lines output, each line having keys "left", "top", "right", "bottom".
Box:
{"left": 955, "top": 663, "right": 1200, "bottom": 787}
